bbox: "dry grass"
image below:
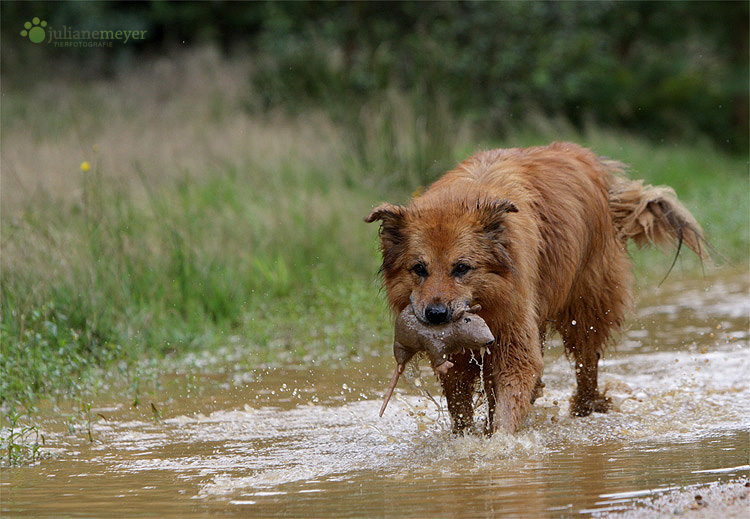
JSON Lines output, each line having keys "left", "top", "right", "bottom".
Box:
{"left": 1, "top": 47, "right": 348, "bottom": 214}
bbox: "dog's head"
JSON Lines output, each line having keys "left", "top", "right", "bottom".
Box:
{"left": 365, "top": 197, "right": 518, "bottom": 324}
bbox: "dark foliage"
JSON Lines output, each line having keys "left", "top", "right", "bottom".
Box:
{"left": 2, "top": 1, "right": 747, "bottom": 151}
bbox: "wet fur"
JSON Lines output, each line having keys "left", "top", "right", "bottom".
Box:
{"left": 366, "top": 142, "right": 707, "bottom": 435}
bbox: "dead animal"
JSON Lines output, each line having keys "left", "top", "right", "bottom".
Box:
{"left": 379, "top": 304, "right": 494, "bottom": 417}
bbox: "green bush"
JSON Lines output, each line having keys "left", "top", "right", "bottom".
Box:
{"left": 248, "top": 1, "right": 748, "bottom": 152}
{"left": 2, "top": 2, "right": 746, "bottom": 151}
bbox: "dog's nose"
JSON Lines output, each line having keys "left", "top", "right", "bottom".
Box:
{"left": 425, "top": 303, "right": 450, "bottom": 324}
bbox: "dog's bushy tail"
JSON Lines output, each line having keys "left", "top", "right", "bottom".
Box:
{"left": 605, "top": 162, "right": 709, "bottom": 262}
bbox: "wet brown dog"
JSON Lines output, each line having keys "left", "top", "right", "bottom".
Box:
{"left": 366, "top": 142, "right": 707, "bottom": 435}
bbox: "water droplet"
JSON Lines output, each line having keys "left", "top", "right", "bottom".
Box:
{"left": 571, "top": 320, "right": 577, "bottom": 326}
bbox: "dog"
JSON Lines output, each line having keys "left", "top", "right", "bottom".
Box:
{"left": 366, "top": 142, "right": 707, "bottom": 435}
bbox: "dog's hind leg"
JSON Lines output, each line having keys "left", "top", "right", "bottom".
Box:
{"left": 566, "top": 333, "right": 611, "bottom": 417}
{"left": 559, "top": 256, "right": 631, "bottom": 417}
{"left": 558, "top": 310, "right": 612, "bottom": 416}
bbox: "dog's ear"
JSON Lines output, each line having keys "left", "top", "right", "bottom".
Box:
{"left": 365, "top": 203, "right": 408, "bottom": 272}
{"left": 478, "top": 199, "right": 518, "bottom": 235}
{"left": 364, "top": 203, "right": 405, "bottom": 225}
{"left": 477, "top": 199, "right": 518, "bottom": 273}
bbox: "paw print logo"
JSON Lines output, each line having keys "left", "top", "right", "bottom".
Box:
{"left": 21, "top": 17, "right": 47, "bottom": 44}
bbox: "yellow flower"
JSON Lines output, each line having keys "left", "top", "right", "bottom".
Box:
{"left": 80, "top": 161, "right": 91, "bottom": 172}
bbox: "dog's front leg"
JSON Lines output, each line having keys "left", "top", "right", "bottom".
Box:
{"left": 490, "top": 340, "right": 544, "bottom": 434}
{"left": 439, "top": 351, "right": 480, "bottom": 434}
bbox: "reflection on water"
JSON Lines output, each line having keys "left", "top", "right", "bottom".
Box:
{"left": 2, "top": 270, "right": 749, "bottom": 518}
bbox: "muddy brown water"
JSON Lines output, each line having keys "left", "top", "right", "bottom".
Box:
{"left": 2, "top": 270, "right": 749, "bottom": 518}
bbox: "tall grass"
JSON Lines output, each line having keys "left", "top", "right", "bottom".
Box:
{"left": 1, "top": 48, "right": 747, "bottom": 412}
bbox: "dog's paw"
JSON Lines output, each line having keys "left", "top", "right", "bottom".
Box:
{"left": 570, "top": 392, "right": 612, "bottom": 417}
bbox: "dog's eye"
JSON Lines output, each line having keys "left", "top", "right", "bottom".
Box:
{"left": 453, "top": 262, "right": 471, "bottom": 276}
{"left": 411, "top": 263, "right": 428, "bottom": 277}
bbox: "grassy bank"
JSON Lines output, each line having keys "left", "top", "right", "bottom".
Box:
{"left": 1, "top": 48, "right": 748, "bottom": 415}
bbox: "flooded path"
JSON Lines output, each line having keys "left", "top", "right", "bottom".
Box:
{"left": 2, "top": 270, "right": 749, "bottom": 518}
